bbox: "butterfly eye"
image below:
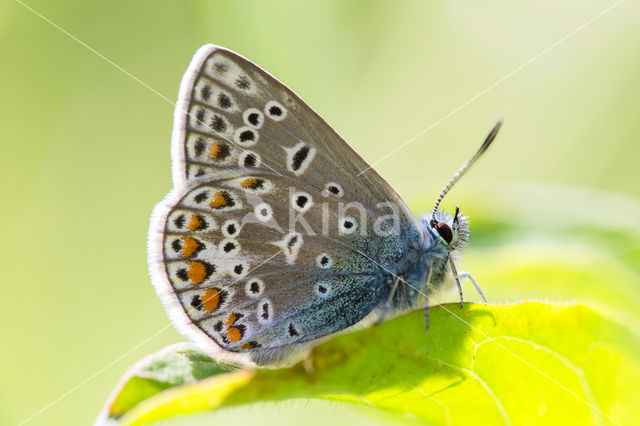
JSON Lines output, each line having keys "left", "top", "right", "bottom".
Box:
{"left": 434, "top": 222, "right": 453, "bottom": 244}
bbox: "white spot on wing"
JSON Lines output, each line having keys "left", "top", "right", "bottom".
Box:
{"left": 315, "top": 253, "right": 333, "bottom": 269}
{"left": 234, "top": 127, "right": 258, "bottom": 147}
{"left": 339, "top": 216, "right": 358, "bottom": 234}
{"left": 219, "top": 238, "right": 240, "bottom": 256}
{"left": 284, "top": 141, "right": 316, "bottom": 176}
{"left": 264, "top": 100, "right": 287, "bottom": 121}
{"left": 322, "top": 182, "right": 344, "bottom": 197}
{"left": 245, "top": 278, "right": 265, "bottom": 297}
{"left": 257, "top": 299, "right": 273, "bottom": 324}
{"left": 221, "top": 219, "right": 240, "bottom": 237}
{"left": 273, "top": 232, "right": 303, "bottom": 264}
{"left": 243, "top": 108, "right": 264, "bottom": 129}
{"left": 314, "top": 282, "right": 332, "bottom": 297}
{"left": 291, "top": 191, "right": 313, "bottom": 213}
{"left": 254, "top": 203, "right": 273, "bottom": 222}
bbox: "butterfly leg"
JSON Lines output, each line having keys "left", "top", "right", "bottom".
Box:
{"left": 458, "top": 271, "right": 488, "bottom": 303}
{"left": 448, "top": 255, "right": 464, "bottom": 308}
{"left": 424, "top": 284, "right": 430, "bottom": 330}
{"left": 303, "top": 350, "right": 315, "bottom": 375}
{"left": 375, "top": 275, "right": 402, "bottom": 325}
{"left": 424, "top": 268, "right": 431, "bottom": 330}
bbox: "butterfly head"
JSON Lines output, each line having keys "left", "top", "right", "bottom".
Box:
{"left": 427, "top": 206, "right": 469, "bottom": 254}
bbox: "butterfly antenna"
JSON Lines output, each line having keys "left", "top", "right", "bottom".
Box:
{"left": 431, "top": 120, "right": 502, "bottom": 221}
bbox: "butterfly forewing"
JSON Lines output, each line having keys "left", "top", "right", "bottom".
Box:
{"left": 150, "top": 45, "right": 424, "bottom": 366}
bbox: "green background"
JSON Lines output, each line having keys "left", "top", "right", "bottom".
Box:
{"left": 2, "top": 1, "right": 639, "bottom": 425}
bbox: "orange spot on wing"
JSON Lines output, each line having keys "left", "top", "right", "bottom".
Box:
{"left": 239, "top": 178, "right": 265, "bottom": 190}
{"left": 188, "top": 262, "right": 207, "bottom": 284}
{"left": 227, "top": 327, "right": 243, "bottom": 343}
{"left": 187, "top": 215, "right": 204, "bottom": 231}
{"left": 241, "top": 341, "right": 258, "bottom": 350}
{"left": 209, "top": 142, "right": 222, "bottom": 160}
{"left": 180, "top": 237, "right": 200, "bottom": 258}
{"left": 210, "top": 191, "right": 230, "bottom": 208}
{"left": 240, "top": 178, "right": 258, "bottom": 188}
{"left": 225, "top": 313, "right": 237, "bottom": 327}
{"left": 202, "top": 288, "right": 221, "bottom": 312}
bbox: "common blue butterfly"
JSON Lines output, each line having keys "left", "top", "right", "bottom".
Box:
{"left": 148, "top": 45, "right": 500, "bottom": 367}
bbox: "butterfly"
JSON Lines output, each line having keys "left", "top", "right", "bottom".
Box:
{"left": 148, "top": 44, "right": 501, "bottom": 368}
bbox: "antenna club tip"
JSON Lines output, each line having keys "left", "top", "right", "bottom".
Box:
{"left": 489, "top": 120, "right": 503, "bottom": 134}
{"left": 430, "top": 120, "right": 501, "bottom": 216}
{"left": 482, "top": 120, "right": 503, "bottom": 150}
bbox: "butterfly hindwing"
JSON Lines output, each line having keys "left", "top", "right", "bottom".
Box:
{"left": 150, "top": 45, "right": 425, "bottom": 366}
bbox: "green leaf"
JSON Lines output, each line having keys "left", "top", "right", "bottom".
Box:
{"left": 100, "top": 302, "right": 640, "bottom": 425}
{"left": 102, "top": 344, "right": 235, "bottom": 420}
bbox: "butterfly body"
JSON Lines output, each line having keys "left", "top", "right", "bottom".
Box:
{"left": 149, "top": 45, "right": 483, "bottom": 367}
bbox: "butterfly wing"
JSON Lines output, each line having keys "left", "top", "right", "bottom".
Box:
{"left": 149, "top": 45, "right": 426, "bottom": 366}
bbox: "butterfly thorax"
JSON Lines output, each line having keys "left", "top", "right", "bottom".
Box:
{"left": 376, "top": 218, "right": 446, "bottom": 314}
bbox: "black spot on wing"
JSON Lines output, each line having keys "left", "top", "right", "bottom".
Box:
{"left": 269, "top": 105, "right": 282, "bottom": 117}
{"left": 217, "top": 93, "right": 232, "bottom": 109}
{"left": 288, "top": 323, "right": 299, "bottom": 337}
{"left": 201, "top": 85, "right": 212, "bottom": 101}
{"left": 191, "top": 295, "right": 202, "bottom": 310}
{"left": 247, "top": 112, "right": 260, "bottom": 126}
{"left": 235, "top": 74, "right": 251, "bottom": 89}
{"left": 173, "top": 214, "right": 185, "bottom": 229}
{"left": 239, "top": 130, "right": 255, "bottom": 143}
{"left": 194, "top": 191, "right": 209, "bottom": 204}
{"left": 243, "top": 153, "right": 257, "bottom": 168}
{"left": 211, "top": 115, "right": 227, "bottom": 132}
{"left": 194, "top": 138, "right": 206, "bottom": 157}
{"left": 291, "top": 144, "right": 310, "bottom": 171}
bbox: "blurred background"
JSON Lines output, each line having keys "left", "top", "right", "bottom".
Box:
{"left": 2, "top": 0, "right": 639, "bottom": 424}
